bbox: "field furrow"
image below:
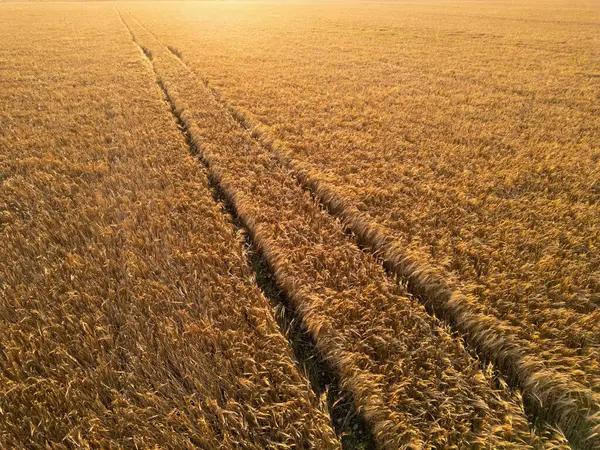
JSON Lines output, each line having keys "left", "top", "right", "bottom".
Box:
{"left": 155, "top": 42, "right": 600, "bottom": 450}
{"left": 124, "top": 3, "right": 600, "bottom": 447}
{"left": 3, "top": 1, "right": 597, "bottom": 449}
{"left": 119, "top": 10, "right": 572, "bottom": 449}
{"left": 118, "top": 11, "right": 376, "bottom": 448}
{"left": 0, "top": 4, "right": 339, "bottom": 448}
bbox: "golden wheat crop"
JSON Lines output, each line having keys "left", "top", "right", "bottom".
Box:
{"left": 0, "top": 4, "right": 339, "bottom": 448}
{"left": 118, "top": 9, "right": 584, "bottom": 449}
{"left": 2, "top": 1, "right": 598, "bottom": 449}
{"left": 125, "top": 1, "right": 600, "bottom": 447}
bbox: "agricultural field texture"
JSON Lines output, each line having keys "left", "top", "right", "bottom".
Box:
{"left": 1, "top": 1, "right": 599, "bottom": 449}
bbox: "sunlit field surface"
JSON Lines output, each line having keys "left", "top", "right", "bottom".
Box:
{"left": 1, "top": 1, "right": 599, "bottom": 448}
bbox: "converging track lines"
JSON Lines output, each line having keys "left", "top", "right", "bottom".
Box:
{"left": 117, "top": 8, "right": 373, "bottom": 450}
{"left": 2, "top": 2, "right": 597, "bottom": 449}
{"left": 118, "top": 9, "right": 578, "bottom": 450}
{"left": 123, "top": 9, "right": 599, "bottom": 450}
{"left": 0, "top": 4, "right": 339, "bottom": 448}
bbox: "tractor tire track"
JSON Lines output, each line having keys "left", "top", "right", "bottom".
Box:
{"left": 125, "top": 11, "right": 599, "bottom": 450}
{"left": 116, "top": 9, "right": 374, "bottom": 450}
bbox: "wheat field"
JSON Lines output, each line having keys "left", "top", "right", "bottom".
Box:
{"left": 0, "top": 1, "right": 598, "bottom": 449}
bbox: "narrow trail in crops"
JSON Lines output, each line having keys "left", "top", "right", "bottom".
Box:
{"left": 121, "top": 11, "right": 599, "bottom": 450}
{"left": 116, "top": 9, "right": 376, "bottom": 450}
